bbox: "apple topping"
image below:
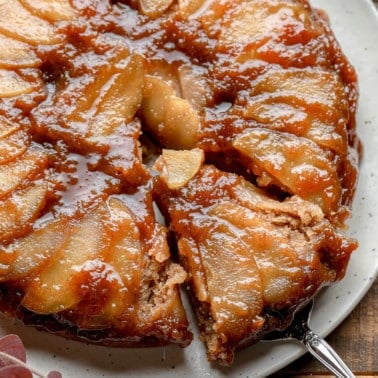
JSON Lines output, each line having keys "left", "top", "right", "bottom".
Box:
{"left": 0, "top": 0, "right": 359, "bottom": 360}
{"left": 0, "top": 129, "right": 29, "bottom": 165}
{"left": 21, "top": 203, "right": 110, "bottom": 314}
{"left": 178, "top": 64, "right": 210, "bottom": 111}
{"left": 188, "top": 218, "right": 264, "bottom": 338}
{"left": 218, "top": 1, "right": 319, "bottom": 46}
{"left": 0, "top": 69, "right": 42, "bottom": 98}
{"left": 138, "top": 0, "right": 175, "bottom": 18}
{"left": 0, "top": 117, "right": 21, "bottom": 139}
{"left": 153, "top": 149, "right": 204, "bottom": 189}
{"left": 238, "top": 67, "right": 349, "bottom": 155}
{"left": 100, "top": 197, "right": 143, "bottom": 320}
{"left": 30, "top": 37, "right": 149, "bottom": 186}
{"left": 233, "top": 128, "right": 341, "bottom": 214}
{"left": 211, "top": 201, "right": 306, "bottom": 305}
{"left": 19, "top": 0, "right": 76, "bottom": 22}
{"left": 0, "top": 147, "right": 47, "bottom": 198}
{"left": 0, "top": 182, "right": 48, "bottom": 244}
{"left": 0, "top": 0, "right": 60, "bottom": 45}
{"left": 0, "top": 34, "right": 40, "bottom": 69}
{"left": 141, "top": 75, "right": 199, "bottom": 149}
{"left": 178, "top": 0, "right": 208, "bottom": 16}
{"left": 1, "top": 216, "right": 71, "bottom": 281}
{"left": 86, "top": 54, "right": 145, "bottom": 138}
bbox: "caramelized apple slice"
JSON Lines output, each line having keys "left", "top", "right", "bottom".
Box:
{"left": 210, "top": 201, "right": 305, "bottom": 306}
{"left": 2, "top": 216, "right": 71, "bottom": 281}
{"left": 233, "top": 128, "right": 341, "bottom": 214}
{"left": 74, "top": 197, "right": 188, "bottom": 330}
{"left": 31, "top": 40, "right": 148, "bottom": 185}
{"left": 190, "top": 217, "right": 264, "bottom": 339}
{"left": 19, "top": 0, "right": 76, "bottom": 22}
{"left": 212, "top": 0, "right": 324, "bottom": 65}
{"left": 0, "top": 181, "right": 48, "bottom": 243}
{"left": 0, "top": 147, "right": 47, "bottom": 198}
{"left": 0, "top": 0, "right": 60, "bottom": 45}
{"left": 86, "top": 54, "right": 145, "bottom": 137}
{"left": 218, "top": 1, "right": 318, "bottom": 45}
{"left": 22, "top": 204, "right": 109, "bottom": 314}
{"left": 178, "top": 64, "right": 210, "bottom": 110}
{"left": 138, "top": 0, "right": 175, "bottom": 18}
{"left": 240, "top": 68, "right": 349, "bottom": 155}
{"left": 249, "top": 68, "right": 348, "bottom": 114}
{"left": 178, "top": 0, "right": 208, "bottom": 16}
{"left": 62, "top": 40, "right": 131, "bottom": 126}
{"left": 0, "top": 34, "right": 40, "bottom": 68}
{"left": 0, "top": 129, "right": 29, "bottom": 164}
{"left": 142, "top": 76, "right": 174, "bottom": 132}
{"left": 0, "top": 69, "right": 42, "bottom": 98}
{"left": 0, "top": 117, "right": 20, "bottom": 139}
{"left": 101, "top": 197, "right": 143, "bottom": 319}
{"left": 242, "top": 98, "right": 347, "bottom": 156}
{"left": 154, "top": 149, "right": 204, "bottom": 189}
{"left": 142, "top": 76, "right": 199, "bottom": 149}
{"left": 177, "top": 237, "right": 208, "bottom": 302}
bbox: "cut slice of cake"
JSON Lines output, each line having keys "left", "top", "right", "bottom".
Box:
{"left": 153, "top": 149, "right": 357, "bottom": 365}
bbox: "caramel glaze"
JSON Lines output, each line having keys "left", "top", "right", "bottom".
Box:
{"left": 0, "top": 0, "right": 359, "bottom": 363}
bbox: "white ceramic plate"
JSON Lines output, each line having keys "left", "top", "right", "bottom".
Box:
{"left": 1, "top": 1, "right": 377, "bottom": 377}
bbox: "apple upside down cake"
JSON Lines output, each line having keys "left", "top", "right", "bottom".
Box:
{"left": 0, "top": 0, "right": 359, "bottom": 366}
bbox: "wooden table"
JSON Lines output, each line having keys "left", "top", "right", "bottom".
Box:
{"left": 273, "top": 2, "right": 378, "bottom": 376}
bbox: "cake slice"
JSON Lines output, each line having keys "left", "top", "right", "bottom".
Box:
{"left": 153, "top": 149, "right": 357, "bottom": 365}
{"left": 0, "top": 189, "right": 192, "bottom": 347}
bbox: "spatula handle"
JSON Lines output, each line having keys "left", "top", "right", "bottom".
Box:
{"left": 303, "top": 330, "right": 355, "bottom": 378}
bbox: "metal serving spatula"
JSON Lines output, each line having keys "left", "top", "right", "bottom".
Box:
{"left": 263, "top": 300, "right": 355, "bottom": 377}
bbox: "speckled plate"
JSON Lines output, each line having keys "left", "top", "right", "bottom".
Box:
{"left": 1, "top": 0, "right": 377, "bottom": 377}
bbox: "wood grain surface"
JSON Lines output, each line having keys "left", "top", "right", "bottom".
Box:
{"left": 273, "top": 1, "right": 378, "bottom": 376}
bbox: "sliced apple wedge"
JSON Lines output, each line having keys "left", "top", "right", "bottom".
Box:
{"left": 216, "top": 1, "right": 320, "bottom": 53}
{"left": 0, "top": 116, "right": 20, "bottom": 139}
{"left": 0, "top": 181, "right": 48, "bottom": 243}
{"left": 22, "top": 204, "right": 109, "bottom": 314}
{"left": 138, "top": 0, "right": 175, "bottom": 18}
{"left": 210, "top": 201, "right": 305, "bottom": 306}
{"left": 2, "top": 216, "right": 70, "bottom": 281}
{"left": 36, "top": 41, "right": 143, "bottom": 143}
{"left": 233, "top": 128, "right": 341, "bottom": 214}
{"left": 178, "top": 64, "right": 209, "bottom": 110}
{"left": 0, "top": 147, "right": 47, "bottom": 198}
{"left": 0, "top": 69, "right": 41, "bottom": 98}
{"left": 178, "top": 0, "right": 208, "bottom": 16}
{"left": 0, "top": 129, "right": 29, "bottom": 165}
{"left": 154, "top": 149, "right": 204, "bottom": 189}
{"left": 100, "top": 197, "right": 143, "bottom": 320}
{"left": 142, "top": 76, "right": 174, "bottom": 131}
{"left": 188, "top": 215, "right": 264, "bottom": 338}
{"left": 142, "top": 76, "right": 199, "bottom": 149}
{"left": 164, "top": 96, "right": 200, "bottom": 148}
{"left": 0, "top": 0, "right": 60, "bottom": 45}
{"left": 0, "top": 34, "right": 40, "bottom": 68}
{"left": 63, "top": 44, "right": 131, "bottom": 126}
{"left": 241, "top": 68, "right": 349, "bottom": 155}
{"left": 19, "top": 0, "right": 76, "bottom": 22}
{"left": 86, "top": 54, "right": 145, "bottom": 137}
{"left": 106, "top": 197, "right": 142, "bottom": 293}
